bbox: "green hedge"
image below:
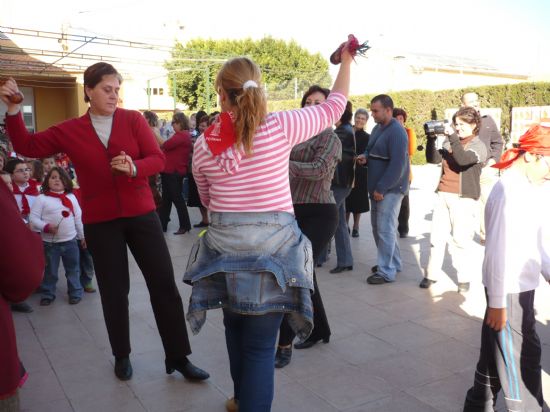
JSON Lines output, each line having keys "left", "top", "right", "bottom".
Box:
{"left": 268, "top": 82, "right": 550, "bottom": 164}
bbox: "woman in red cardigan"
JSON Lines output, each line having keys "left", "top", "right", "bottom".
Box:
{"left": 158, "top": 112, "right": 193, "bottom": 234}
{"left": 0, "top": 178, "right": 44, "bottom": 409}
{"left": 0, "top": 63, "right": 208, "bottom": 383}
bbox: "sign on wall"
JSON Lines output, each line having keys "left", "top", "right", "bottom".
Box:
{"left": 510, "top": 106, "right": 550, "bottom": 143}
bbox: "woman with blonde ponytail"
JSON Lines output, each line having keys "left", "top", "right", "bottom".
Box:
{"left": 184, "top": 42, "right": 353, "bottom": 412}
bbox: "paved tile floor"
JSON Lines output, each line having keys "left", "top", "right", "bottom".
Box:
{"left": 13, "top": 165, "right": 550, "bottom": 411}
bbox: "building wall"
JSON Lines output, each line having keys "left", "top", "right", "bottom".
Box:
{"left": 34, "top": 86, "right": 78, "bottom": 131}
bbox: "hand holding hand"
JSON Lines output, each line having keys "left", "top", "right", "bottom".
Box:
{"left": 110, "top": 151, "right": 134, "bottom": 176}
{"left": 356, "top": 154, "right": 367, "bottom": 165}
{"left": 486, "top": 307, "right": 507, "bottom": 332}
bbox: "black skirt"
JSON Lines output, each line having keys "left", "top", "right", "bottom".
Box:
{"left": 186, "top": 173, "right": 203, "bottom": 208}
{"left": 345, "top": 165, "right": 369, "bottom": 213}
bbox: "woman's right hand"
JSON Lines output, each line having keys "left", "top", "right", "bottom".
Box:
{"left": 0, "top": 78, "right": 23, "bottom": 113}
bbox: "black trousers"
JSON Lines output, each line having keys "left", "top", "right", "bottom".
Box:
{"left": 278, "top": 203, "right": 338, "bottom": 346}
{"left": 397, "top": 194, "right": 410, "bottom": 235}
{"left": 84, "top": 211, "right": 192, "bottom": 360}
{"left": 158, "top": 173, "right": 191, "bottom": 231}
{"left": 464, "top": 289, "right": 543, "bottom": 411}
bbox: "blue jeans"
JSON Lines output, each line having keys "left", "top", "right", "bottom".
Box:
{"left": 370, "top": 192, "right": 404, "bottom": 281}
{"left": 318, "top": 186, "right": 353, "bottom": 267}
{"left": 41, "top": 239, "right": 83, "bottom": 300}
{"left": 79, "top": 244, "right": 94, "bottom": 287}
{"left": 223, "top": 310, "right": 284, "bottom": 412}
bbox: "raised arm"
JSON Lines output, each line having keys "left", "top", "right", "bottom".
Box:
{"left": 275, "top": 44, "right": 352, "bottom": 147}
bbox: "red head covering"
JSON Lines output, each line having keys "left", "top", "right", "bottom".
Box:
{"left": 493, "top": 121, "right": 550, "bottom": 169}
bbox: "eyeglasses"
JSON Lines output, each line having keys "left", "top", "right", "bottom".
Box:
{"left": 14, "top": 168, "right": 31, "bottom": 173}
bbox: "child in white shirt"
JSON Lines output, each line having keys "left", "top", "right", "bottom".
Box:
{"left": 30, "top": 167, "right": 85, "bottom": 305}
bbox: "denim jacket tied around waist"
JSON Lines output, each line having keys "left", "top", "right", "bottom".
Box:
{"left": 183, "top": 211, "right": 314, "bottom": 340}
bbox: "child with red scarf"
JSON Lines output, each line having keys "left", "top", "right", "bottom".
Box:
{"left": 464, "top": 121, "right": 550, "bottom": 411}
{"left": 30, "top": 167, "right": 84, "bottom": 306}
{"left": 5, "top": 158, "right": 39, "bottom": 224}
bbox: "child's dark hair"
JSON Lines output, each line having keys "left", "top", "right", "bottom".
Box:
{"left": 5, "top": 158, "right": 26, "bottom": 174}
{"left": 42, "top": 167, "right": 73, "bottom": 193}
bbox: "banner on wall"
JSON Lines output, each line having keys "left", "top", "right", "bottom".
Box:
{"left": 510, "top": 106, "right": 550, "bottom": 143}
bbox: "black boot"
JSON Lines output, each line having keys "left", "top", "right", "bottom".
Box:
{"left": 165, "top": 358, "right": 210, "bottom": 381}
{"left": 114, "top": 357, "right": 133, "bottom": 381}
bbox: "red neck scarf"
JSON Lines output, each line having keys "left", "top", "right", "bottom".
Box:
{"left": 493, "top": 122, "right": 550, "bottom": 169}
{"left": 12, "top": 180, "right": 39, "bottom": 216}
{"left": 45, "top": 191, "right": 74, "bottom": 216}
{"left": 203, "top": 112, "right": 236, "bottom": 156}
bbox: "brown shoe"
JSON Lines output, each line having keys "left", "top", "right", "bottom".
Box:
{"left": 84, "top": 284, "right": 96, "bottom": 293}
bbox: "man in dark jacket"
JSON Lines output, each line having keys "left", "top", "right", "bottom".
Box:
{"left": 461, "top": 92, "right": 504, "bottom": 242}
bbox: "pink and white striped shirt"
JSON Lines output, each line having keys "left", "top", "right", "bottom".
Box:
{"left": 192, "top": 92, "right": 346, "bottom": 213}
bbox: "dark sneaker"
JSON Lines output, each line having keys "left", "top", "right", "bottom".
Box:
{"left": 419, "top": 278, "right": 437, "bottom": 289}
{"left": 351, "top": 229, "right": 359, "bottom": 238}
{"left": 69, "top": 297, "right": 81, "bottom": 305}
{"left": 39, "top": 298, "right": 53, "bottom": 306}
{"left": 366, "top": 274, "right": 388, "bottom": 285}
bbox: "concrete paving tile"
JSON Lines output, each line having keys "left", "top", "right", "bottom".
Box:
{"left": 18, "top": 366, "right": 66, "bottom": 405}
{"left": 71, "top": 385, "right": 146, "bottom": 412}
{"left": 412, "top": 311, "right": 482, "bottom": 339}
{"left": 20, "top": 397, "right": 74, "bottom": 412}
{"left": 369, "top": 321, "right": 448, "bottom": 351}
{"left": 132, "top": 377, "right": 225, "bottom": 412}
{"left": 413, "top": 337, "right": 480, "bottom": 374}
{"left": 53, "top": 359, "right": 126, "bottom": 401}
{"left": 272, "top": 381, "right": 338, "bottom": 412}
{"left": 322, "top": 332, "right": 399, "bottom": 365}
{"left": 299, "top": 365, "right": 391, "bottom": 410}
{"left": 344, "top": 391, "right": 439, "bottom": 412}
{"left": 358, "top": 351, "right": 454, "bottom": 391}
{"left": 279, "top": 344, "right": 347, "bottom": 380}
{"left": 33, "top": 322, "right": 94, "bottom": 350}
{"left": 405, "top": 373, "right": 471, "bottom": 412}
{"left": 331, "top": 305, "right": 404, "bottom": 333}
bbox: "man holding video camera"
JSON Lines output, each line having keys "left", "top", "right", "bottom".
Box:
{"left": 461, "top": 92, "right": 504, "bottom": 243}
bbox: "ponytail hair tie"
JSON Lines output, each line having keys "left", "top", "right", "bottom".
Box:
{"left": 242, "top": 80, "right": 258, "bottom": 90}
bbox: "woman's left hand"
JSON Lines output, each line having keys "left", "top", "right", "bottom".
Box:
{"left": 110, "top": 151, "right": 134, "bottom": 176}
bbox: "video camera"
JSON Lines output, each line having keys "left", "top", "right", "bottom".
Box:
{"left": 423, "top": 119, "right": 449, "bottom": 138}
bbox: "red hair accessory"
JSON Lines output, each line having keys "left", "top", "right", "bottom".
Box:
{"left": 330, "top": 34, "right": 371, "bottom": 65}
{"left": 493, "top": 121, "right": 550, "bottom": 169}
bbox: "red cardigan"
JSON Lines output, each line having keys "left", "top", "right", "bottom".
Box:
{"left": 0, "top": 180, "right": 44, "bottom": 399}
{"left": 162, "top": 130, "right": 192, "bottom": 175}
{"left": 6, "top": 109, "right": 165, "bottom": 224}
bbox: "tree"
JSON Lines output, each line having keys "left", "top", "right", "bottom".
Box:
{"left": 165, "top": 37, "right": 331, "bottom": 111}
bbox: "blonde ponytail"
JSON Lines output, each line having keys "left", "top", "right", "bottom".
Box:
{"left": 216, "top": 58, "right": 267, "bottom": 155}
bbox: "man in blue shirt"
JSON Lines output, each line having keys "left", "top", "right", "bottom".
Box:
{"left": 357, "top": 95, "right": 409, "bottom": 284}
